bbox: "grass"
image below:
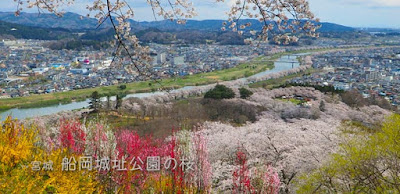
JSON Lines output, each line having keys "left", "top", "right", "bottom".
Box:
{"left": 0, "top": 45, "right": 372, "bottom": 111}
{"left": 278, "top": 98, "right": 306, "bottom": 105}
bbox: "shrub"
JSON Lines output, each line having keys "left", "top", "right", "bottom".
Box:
{"left": 319, "top": 100, "right": 326, "bottom": 112}
{"left": 239, "top": 87, "right": 254, "bottom": 99}
{"left": 0, "top": 116, "right": 37, "bottom": 169}
{"left": 244, "top": 71, "right": 253, "bottom": 77}
{"left": 262, "top": 83, "right": 267, "bottom": 88}
{"left": 58, "top": 119, "right": 86, "bottom": 154}
{"left": 0, "top": 117, "right": 99, "bottom": 193}
{"left": 232, "top": 148, "right": 253, "bottom": 193}
{"left": 119, "top": 85, "right": 127, "bottom": 90}
{"left": 204, "top": 84, "right": 235, "bottom": 100}
{"left": 0, "top": 116, "right": 213, "bottom": 193}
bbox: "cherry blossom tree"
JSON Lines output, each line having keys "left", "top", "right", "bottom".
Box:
{"left": 194, "top": 87, "right": 392, "bottom": 192}
{"left": 217, "top": 0, "right": 319, "bottom": 43}
{"left": 16, "top": 86, "right": 394, "bottom": 192}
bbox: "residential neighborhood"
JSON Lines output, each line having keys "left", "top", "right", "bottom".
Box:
{"left": 0, "top": 40, "right": 280, "bottom": 98}
{"left": 290, "top": 47, "right": 400, "bottom": 106}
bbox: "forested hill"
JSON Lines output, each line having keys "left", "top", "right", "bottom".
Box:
{"left": 0, "top": 20, "right": 74, "bottom": 40}
{"left": 134, "top": 19, "right": 355, "bottom": 33}
{"left": 0, "top": 11, "right": 356, "bottom": 46}
{"left": 0, "top": 12, "right": 108, "bottom": 30}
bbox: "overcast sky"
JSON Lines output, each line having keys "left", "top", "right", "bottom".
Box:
{"left": 1, "top": 0, "right": 400, "bottom": 28}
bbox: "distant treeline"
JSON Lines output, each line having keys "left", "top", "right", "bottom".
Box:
{"left": 374, "top": 32, "right": 400, "bottom": 37}
{"left": 276, "top": 82, "right": 344, "bottom": 94}
{"left": 320, "top": 31, "right": 370, "bottom": 39}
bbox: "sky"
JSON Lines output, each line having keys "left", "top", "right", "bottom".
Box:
{"left": 1, "top": 0, "right": 400, "bottom": 28}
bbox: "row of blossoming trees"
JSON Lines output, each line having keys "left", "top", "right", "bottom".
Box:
{"left": 0, "top": 116, "right": 280, "bottom": 193}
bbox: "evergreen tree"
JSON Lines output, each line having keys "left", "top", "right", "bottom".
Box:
{"left": 204, "top": 84, "right": 235, "bottom": 100}
{"left": 115, "top": 93, "right": 126, "bottom": 110}
{"left": 239, "top": 87, "right": 253, "bottom": 99}
{"left": 89, "top": 91, "right": 101, "bottom": 112}
{"left": 106, "top": 94, "right": 111, "bottom": 110}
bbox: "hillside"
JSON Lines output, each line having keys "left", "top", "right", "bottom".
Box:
{"left": 0, "top": 12, "right": 109, "bottom": 30}
{"left": 0, "top": 11, "right": 355, "bottom": 45}
{"left": 135, "top": 19, "right": 355, "bottom": 33}
{"left": 20, "top": 86, "right": 391, "bottom": 193}
{"left": 0, "top": 20, "right": 75, "bottom": 40}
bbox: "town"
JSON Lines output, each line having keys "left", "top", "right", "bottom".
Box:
{"left": 0, "top": 39, "right": 277, "bottom": 98}
{"left": 290, "top": 47, "right": 400, "bottom": 106}
{"left": 2, "top": 36, "right": 400, "bottom": 112}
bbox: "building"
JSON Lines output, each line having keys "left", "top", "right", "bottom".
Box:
{"left": 152, "top": 56, "right": 158, "bottom": 65}
{"left": 70, "top": 68, "right": 88, "bottom": 75}
{"left": 173, "top": 56, "right": 185, "bottom": 65}
{"left": 157, "top": 53, "right": 166, "bottom": 64}
{"left": 32, "top": 67, "right": 49, "bottom": 75}
{"left": 75, "top": 57, "right": 90, "bottom": 64}
{"left": 364, "top": 70, "right": 381, "bottom": 81}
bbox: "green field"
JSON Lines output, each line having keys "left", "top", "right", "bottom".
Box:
{"left": 277, "top": 98, "right": 306, "bottom": 105}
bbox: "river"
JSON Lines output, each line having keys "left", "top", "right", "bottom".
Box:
{"left": 0, "top": 54, "right": 302, "bottom": 120}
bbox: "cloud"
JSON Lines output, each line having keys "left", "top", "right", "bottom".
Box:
{"left": 340, "top": 0, "right": 400, "bottom": 7}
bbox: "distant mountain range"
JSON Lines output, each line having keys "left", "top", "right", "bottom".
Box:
{"left": 0, "top": 11, "right": 363, "bottom": 47}
{"left": 133, "top": 19, "right": 355, "bottom": 33}
{"left": 0, "top": 11, "right": 355, "bottom": 33}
